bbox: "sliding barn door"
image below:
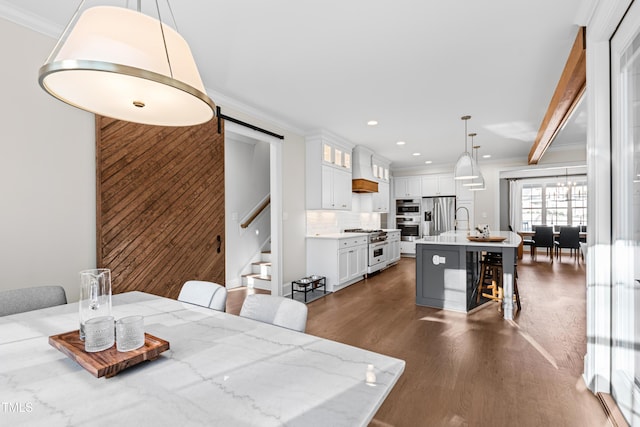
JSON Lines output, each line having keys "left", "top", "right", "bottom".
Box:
{"left": 96, "top": 116, "right": 225, "bottom": 299}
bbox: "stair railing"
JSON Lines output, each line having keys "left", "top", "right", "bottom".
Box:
{"left": 241, "top": 194, "right": 270, "bottom": 229}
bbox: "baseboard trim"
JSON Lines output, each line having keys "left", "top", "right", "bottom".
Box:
{"left": 597, "top": 392, "right": 629, "bottom": 427}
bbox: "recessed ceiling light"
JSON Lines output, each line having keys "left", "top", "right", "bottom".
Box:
{"left": 367, "top": 120, "right": 378, "bottom": 126}
{"left": 482, "top": 154, "right": 491, "bottom": 159}
{"left": 396, "top": 141, "right": 406, "bottom": 146}
{"left": 424, "top": 160, "right": 432, "bottom": 164}
{"left": 412, "top": 152, "right": 421, "bottom": 156}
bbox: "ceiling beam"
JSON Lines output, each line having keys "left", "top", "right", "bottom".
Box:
{"left": 528, "top": 26, "right": 586, "bottom": 165}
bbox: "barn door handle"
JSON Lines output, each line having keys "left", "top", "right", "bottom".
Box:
{"left": 216, "top": 235, "right": 221, "bottom": 253}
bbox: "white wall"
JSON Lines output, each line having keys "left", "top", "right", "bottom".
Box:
{"left": 0, "top": 17, "right": 95, "bottom": 302}
{"left": 225, "top": 134, "right": 271, "bottom": 287}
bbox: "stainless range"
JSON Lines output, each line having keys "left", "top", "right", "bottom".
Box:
{"left": 344, "top": 229, "right": 389, "bottom": 275}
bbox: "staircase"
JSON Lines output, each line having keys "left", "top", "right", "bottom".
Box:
{"left": 241, "top": 248, "right": 272, "bottom": 290}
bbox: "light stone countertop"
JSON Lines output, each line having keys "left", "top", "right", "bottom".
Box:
{"left": 0, "top": 291, "right": 405, "bottom": 426}
{"left": 306, "top": 232, "right": 369, "bottom": 239}
{"left": 416, "top": 230, "right": 522, "bottom": 248}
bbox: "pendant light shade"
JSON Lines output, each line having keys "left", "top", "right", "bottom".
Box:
{"left": 468, "top": 173, "right": 486, "bottom": 191}
{"left": 454, "top": 152, "right": 476, "bottom": 180}
{"left": 38, "top": 5, "right": 215, "bottom": 127}
{"left": 463, "top": 137, "right": 484, "bottom": 187}
{"left": 454, "top": 115, "right": 479, "bottom": 180}
{"left": 467, "top": 143, "right": 486, "bottom": 191}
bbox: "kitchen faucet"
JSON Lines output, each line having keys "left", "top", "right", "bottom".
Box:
{"left": 455, "top": 206, "right": 470, "bottom": 234}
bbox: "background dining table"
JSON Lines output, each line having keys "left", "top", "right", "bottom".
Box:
{"left": 516, "top": 229, "right": 587, "bottom": 259}
{"left": 0, "top": 291, "right": 405, "bottom": 426}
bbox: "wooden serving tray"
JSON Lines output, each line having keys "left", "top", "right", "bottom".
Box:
{"left": 49, "top": 330, "right": 170, "bottom": 378}
{"left": 467, "top": 236, "right": 508, "bottom": 242}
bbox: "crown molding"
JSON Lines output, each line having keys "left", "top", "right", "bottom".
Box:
{"left": 206, "top": 87, "right": 307, "bottom": 138}
{"left": 0, "top": 1, "right": 61, "bottom": 38}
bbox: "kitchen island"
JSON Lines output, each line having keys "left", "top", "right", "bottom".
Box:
{"left": 415, "top": 230, "right": 522, "bottom": 320}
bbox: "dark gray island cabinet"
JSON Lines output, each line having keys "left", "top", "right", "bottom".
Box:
{"left": 415, "top": 231, "right": 522, "bottom": 320}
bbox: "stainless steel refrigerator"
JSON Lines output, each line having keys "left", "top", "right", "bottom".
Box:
{"left": 421, "top": 196, "right": 456, "bottom": 236}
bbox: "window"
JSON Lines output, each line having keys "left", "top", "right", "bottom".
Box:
{"left": 519, "top": 176, "right": 587, "bottom": 230}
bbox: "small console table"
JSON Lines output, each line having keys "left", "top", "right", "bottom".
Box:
{"left": 291, "top": 275, "right": 326, "bottom": 302}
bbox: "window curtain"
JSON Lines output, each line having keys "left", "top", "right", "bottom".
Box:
{"left": 509, "top": 179, "right": 523, "bottom": 232}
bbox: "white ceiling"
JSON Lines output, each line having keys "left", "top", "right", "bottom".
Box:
{"left": 0, "top": 0, "right": 589, "bottom": 169}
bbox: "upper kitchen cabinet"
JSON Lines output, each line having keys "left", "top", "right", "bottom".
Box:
{"left": 321, "top": 137, "right": 351, "bottom": 171}
{"left": 352, "top": 146, "right": 390, "bottom": 213}
{"left": 372, "top": 181, "right": 390, "bottom": 212}
{"left": 371, "top": 155, "right": 390, "bottom": 183}
{"left": 421, "top": 174, "right": 455, "bottom": 197}
{"left": 394, "top": 176, "right": 422, "bottom": 199}
{"left": 306, "top": 131, "right": 354, "bottom": 210}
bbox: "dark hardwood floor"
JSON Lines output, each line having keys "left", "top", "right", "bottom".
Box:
{"left": 228, "top": 253, "right": 609, "bottom": 426}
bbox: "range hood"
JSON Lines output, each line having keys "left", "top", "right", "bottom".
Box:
{"left": 352, "top": 146, "right": 378, "bottom": 193}
{"left": 352, "top": 178, "right": 378, "bottom": 193}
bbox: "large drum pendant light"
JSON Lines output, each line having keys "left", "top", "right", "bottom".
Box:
{"left": 38, "top": 3, "right": 215, "bottom": 127}
{"left": 453, "top": 115, "right": 479, "bottom": 180}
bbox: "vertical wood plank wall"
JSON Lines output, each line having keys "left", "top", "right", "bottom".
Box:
{"left": 96, "top": 116, "right": 225, "bottom": 299}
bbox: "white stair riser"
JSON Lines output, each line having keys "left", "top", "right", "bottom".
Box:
{"left": 251, "top": 264, "right": 272, "bottom": 276}
{"left": 261, "top": 252, "right": 272, "bottom": 263}
{"left": 242, "top": 276, "right": 271, "bottom": 290}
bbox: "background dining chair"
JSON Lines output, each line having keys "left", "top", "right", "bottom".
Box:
{"left": 178, "top": 280, "right": 227, "bottom": 311}
{"left": 239, "top": 294, "right": 308, "bottom": 332}
{"left": 531, "top": 226, "right": 554, "bottom": 262}
{"left": 0, "top": 285, "right": 67, "bottom": 316}
{"left": 554, "top": 226, "right": 581, "bottom": 262}
{"left": 521, "top": 224, "right": 537, "bottom": 255}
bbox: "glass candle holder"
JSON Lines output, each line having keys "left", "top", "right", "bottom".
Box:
{"left": 84, "top": 316, "right": 115, "bottom": 353}
{"left": 116, "top": 315, "right": 145, "bottom": 352}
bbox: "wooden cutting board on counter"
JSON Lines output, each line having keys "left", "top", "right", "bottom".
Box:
{"left": 466, "top": 236, "right": 508, "bottom": 242}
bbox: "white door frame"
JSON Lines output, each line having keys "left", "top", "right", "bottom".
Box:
{"left": 225, "top": 121, "right": 283, "bottom": 296}
{"left": 583, "top": 0, "right": 632, "bottom": 395}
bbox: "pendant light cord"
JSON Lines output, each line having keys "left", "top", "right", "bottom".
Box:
{"left": 154, "top": 0, "right": 174, "bottom": 79}
{"left": 44, "top": 0, "right": 86, "bottom": 64}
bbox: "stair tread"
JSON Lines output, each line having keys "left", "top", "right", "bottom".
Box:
{"left": 251, "top": 261, "right": 272, "bottom": 266}
{"left": 242, "top": 273, "right": 271, "bottom": 280}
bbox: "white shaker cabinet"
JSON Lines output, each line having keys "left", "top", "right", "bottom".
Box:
{"left": 394, "top": 176, "right": 422, "bottom": 198}
{"left": 399, "top": 241, "right": 417, "bottom": 256}
{"left": 421, "top": 174, "right": 455, "bottom": 197}
{"left": 372, "top": 181, "right": 390, "bottom": 212}
{"left": 307, "top": 235, "right": 368, "bottom": 292}
{"left": 306, "top": 132, "right": 354, "bottom": 210}
{"left": 386, "top": 230, "right": 401, "bottom": 264}
{"left": 321, "top": 166, "right": 352, "bottom": 210}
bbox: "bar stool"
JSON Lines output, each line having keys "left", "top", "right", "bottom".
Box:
{"left": 476, "top": 252, "right": 503, "bottom": 304}
{"left": 476, "top": 252, "right": 522, "bottom": 312}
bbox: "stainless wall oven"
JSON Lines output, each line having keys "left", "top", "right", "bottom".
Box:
{"left": 396, "top": 200, "right": 420, "bottom": 215}
{"left": 396, "top": 199, "right": 420, "bottom": 241}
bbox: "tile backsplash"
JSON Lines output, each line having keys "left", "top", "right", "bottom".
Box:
{"left": 306, "top": 210, "right": 380, "bottom": 236}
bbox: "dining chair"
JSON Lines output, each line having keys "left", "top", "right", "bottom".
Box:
{"left": 0, "top": 285, "right": 67, "bottom": 316}
{"left": 239, "top": 294, "right": 308, "bottom": 333}
{"left": 178, "top": 280, "right": 228, "bottom": 311}
{"left": 531, "top": 226, "right": 554, "bottom": 262}
{"left": 554, "top": 226, "right": 581, "bottom": 262}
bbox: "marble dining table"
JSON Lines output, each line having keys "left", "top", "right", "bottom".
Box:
{"left": 0, "top": 291, "right": 405, "bottom": 426}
